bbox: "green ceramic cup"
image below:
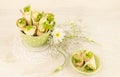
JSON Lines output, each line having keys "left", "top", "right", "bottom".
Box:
{"left": 70, "top": 50, "right": 102, "bottom": 75}
{"left": 20, "top": 31, "right": 49, "bottom": 47}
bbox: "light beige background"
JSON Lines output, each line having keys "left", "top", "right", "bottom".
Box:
{"left": 0, "top": 0, "right": 120, "bottom": 77}
{"left": 0, "top": 0, "right": 120, "bottom": 10}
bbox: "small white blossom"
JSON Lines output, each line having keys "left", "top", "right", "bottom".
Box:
{"left": 52, "top": 28, "right": 65, "bottom": 44}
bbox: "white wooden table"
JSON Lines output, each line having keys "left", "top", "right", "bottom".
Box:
{"left": 0, "top": 0, "right": 120, "bottom": 77}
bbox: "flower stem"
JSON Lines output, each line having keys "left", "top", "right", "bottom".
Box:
{"left": 51, "top": 49, "right": 66, "bottom": 75}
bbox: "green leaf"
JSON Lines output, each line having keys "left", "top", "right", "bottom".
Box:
{"left": 24, "top": 5, "right": 31, "bottom": 12}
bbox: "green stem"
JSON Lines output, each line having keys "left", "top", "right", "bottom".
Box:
{"left": 58, "top": 49, "right": 66, "bottom": 66}
{"left": 65, "top": 35, "right": 78, "bottom": 39}
{"left": 80, "top": 36, "right": 101, "bottom": 45}
{"left": 51, "top": 49, "right": 66, "bottom": 75}
{"left": 66, "top": 35, "right": 100, "bottom": 45}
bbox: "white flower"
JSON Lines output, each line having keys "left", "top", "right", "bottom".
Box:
{"left": 52, "top": 28, "right": 66, "bottom": 44}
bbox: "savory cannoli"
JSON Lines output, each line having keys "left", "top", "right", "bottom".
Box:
{"left": 16, "top": 18, "right": 26, "bottom": 29}
{"left": 50, "top": 21, "right": 55, "bottom": 26}
{"left": 23, "top": 5, "right": 32, "bottom": 25}
{"left": 38, "top": 23, "right": 46, "bottom": 33}
{"left": 83, "top": 55, "right": 96, "bottom": 71}
{"left": 81, "top": 50, "right": 94, "bottom": 62}
{"left": 32, "top": 10, "right": 42, "bottom": 26}
{"left": 24, "top": 25, "right": 36, "bottom": 36}
{"left": 72, "top": 53, "right": 84, "bottom": 67}
{"left": 46, "top": 13, "right": 54, "bottom": 23}
{"left": 36, "top": 30, "right": 44, "bottom": 36}
{"left": 38, "top": 17, "right": 47, "bottom": 32}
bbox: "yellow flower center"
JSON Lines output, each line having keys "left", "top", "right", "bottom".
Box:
{"left": 55, "top": 32, "right": 60, "bottom": 37}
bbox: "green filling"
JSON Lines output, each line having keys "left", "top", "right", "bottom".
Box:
{"left": 25, "top": 25, "right": 33, "bottom": 30}
{"left": 47, "top": 13, "right": 54, "bottom": 22}
{"left": 18, "top": 18, "right": 26, "bottom": 27}
{"left": 86, "top": 52, "right": 93, "bottom": 58}
{"left": 43, "top": 21, "right": 53, "bottom": 30}
{"left": 24, "top": 5, "right": 31, "bottom": 12}
{"left": 84, "top": 65, "right": 94, "bottom": 72}
{"left": 18, "top": 18, "right": 25, "bottom": 24}
{"left": 34, "top": 13, "right": 42, "bottom": 22}
{"left": 36, "top": 13, "right": 42, "bottom": 21}
{"left": 84, "top": 51, "right": 93, "bottom": 60}
{"left": 72, "top": 54, "right": 82, "bottom": 64}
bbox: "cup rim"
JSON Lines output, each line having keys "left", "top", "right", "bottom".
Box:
{"left": 20, "top": 30, "right": 49, "bottom": 38}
